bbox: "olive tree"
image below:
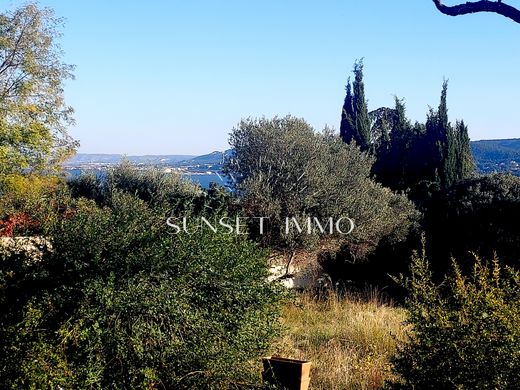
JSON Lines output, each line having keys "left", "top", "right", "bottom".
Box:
{"left": 226, "top": 116, "right": 419, "bottom": 261}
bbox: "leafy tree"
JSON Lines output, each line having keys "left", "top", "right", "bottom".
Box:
{"left": 391, "top": 252, "right": 520, "bottom": 388}
{"left": 0, "top": 3, "right": 77, "bottom": 177}
{"left": 0, "top": 174, "right": 65, "bottom": 221}
{"left": 68, "top": 161, "right": 203, "bottom": 208}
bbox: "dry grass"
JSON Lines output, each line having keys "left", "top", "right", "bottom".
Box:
{"left": 271, "top": 290, "right": 409, "bottom": 389}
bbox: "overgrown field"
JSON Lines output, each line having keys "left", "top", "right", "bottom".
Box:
{"left": 272, "top": 292, "right": 409, "bottom": 389}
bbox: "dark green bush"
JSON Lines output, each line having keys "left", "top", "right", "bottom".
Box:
{"left": 423, "top": 173, "right": 520, "bottom": 275}
{"left": 391, "top": 252, "right": 520, "bottom": 389}
{"left": 0, "top": 192, "right": 283, "bottom": 389}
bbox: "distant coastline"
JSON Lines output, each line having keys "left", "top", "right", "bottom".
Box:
{"left": 63, "top": 139, "right": 520, "bottom": 187}
{"left": 62, "top": 150, "right": 233, "bottom": 188}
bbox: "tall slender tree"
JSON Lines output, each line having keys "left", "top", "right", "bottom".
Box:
{"left": 340, "top": 60, "right": 371, "bottom": 152}
{"left": 340, "top": 81, "right": 355, "bottom": 143}
{"left": 424, "top": 81, "right": 449, "bottom": 185}
{"left": 451, "top": 120, "right": 475, "bottom": 182}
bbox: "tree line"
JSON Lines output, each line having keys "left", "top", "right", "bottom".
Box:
{"left": 340, "top": 60, "right": 475, "bottom": 198}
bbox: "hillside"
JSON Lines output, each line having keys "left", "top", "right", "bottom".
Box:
{"left": 176, "top": 149, "right": 234, "bottom": 166}
{"left": 471, "top": 139, "right": 520, "bottom": 175}
{"left": 65, "top": 140, "right": 520, "bottom": 177}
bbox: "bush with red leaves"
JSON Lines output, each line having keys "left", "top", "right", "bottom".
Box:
{"left": 0, "top": 213, "right": 40, "bottom": 237}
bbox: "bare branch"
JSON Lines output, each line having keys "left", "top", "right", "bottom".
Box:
{"left": 433, "top": 0, "right": 520, "bottom": 24}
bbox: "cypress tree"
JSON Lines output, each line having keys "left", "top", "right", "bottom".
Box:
{"left": 438, "top": 80, "right": 454, "bottom": 186}
{"left": 340, "top": 70, "right": 474, "bottom": 195}
{"left": 424, "top": 81, "right": 474, "bottom": 189}
{"left": 373, "top": 97, "right": 414, "bottom": 190}
{"left": 390, "top": 97, "right": 413, "bottom": 189}
{"left": 378, "top": 115, "right": 391, "bottom": 153}
{"left": 340, "top": 80, "right": 355, "bottom": 144}
{"left": 424, "top": 81, "right": 451, "bottom": 187}
{"left": 372, "top": 113, "right": 392, "bottom": 185}
{"left": 352, "top": 60, "right": 371, "bottom": 151}
{"left": 444, "top": 126, "right": 458, "bottom": 186}
{"left": 453, "top": 120, "right": 475, "bottom": 181}
{"left": 340, "top": 60, "right": 371, "bottom": 151}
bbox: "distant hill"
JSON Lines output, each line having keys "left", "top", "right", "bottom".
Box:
{"left": 177, "top": 149, "right": 234, "bottom": 166}
{"left": 471, "top": 139, "right": 520, "bottom": 175}
{"left": 65, "top": 140, "right": 520, "bottom": 177}
{"left": 471, "top": 139, "right": 520, "bottom": 162}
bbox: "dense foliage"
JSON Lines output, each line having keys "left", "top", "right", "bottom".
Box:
{"left": 0, "top": 180, "right": 283, "bottom": 388}
{"left": 340, "top": 62, "right": 475, "bottom": 196}
{"left": 1, "top": 1, "right": 519, "bottom": 388}
{"left": 423, "top": 173, "right": 520, "bottom": 274}
{"left": 0, "top": 173, "right": 66, "bottom": 223}
{"left": 68, "top": 162, "right": 202, "bottom": 209}
{"left": 226, "top": 116, "right": 418, "bottom": 258}
{"left": 391, "top": 252, "right": 520, "bottom": 389}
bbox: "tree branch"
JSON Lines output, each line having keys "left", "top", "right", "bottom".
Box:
{"left": 433, "top": 0, "right": 520, "bottom": 24}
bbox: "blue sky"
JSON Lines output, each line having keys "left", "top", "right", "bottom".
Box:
{"left": 12, "top": 0, "right": 520, "bottom": 155}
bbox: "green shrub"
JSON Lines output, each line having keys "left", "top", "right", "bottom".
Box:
{"left": 391, "top": 252, "right": 520, "bottom": 389}
{"left": 66, "top": 170, "right": 106, "bottom": 205}
{"left": 68, "top": 161, "right": 202, "bottom": 211}
{"left": 424, "top": 173, "right": 520, "bottom": 275}
{"left": 0, "top": 192, "right": 284, "bottom": 389}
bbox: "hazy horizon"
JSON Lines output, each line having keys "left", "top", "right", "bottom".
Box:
{"left": 65, "top": 135, "right": 516, "bottom": 157}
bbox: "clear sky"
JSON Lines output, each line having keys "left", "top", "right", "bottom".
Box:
{"left": 10, "top": 0, "right": 520, "bottom": 155}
